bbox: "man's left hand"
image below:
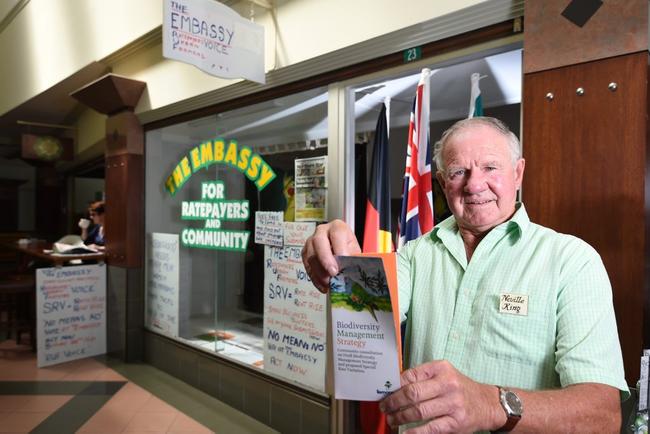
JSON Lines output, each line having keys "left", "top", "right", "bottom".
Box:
{"left": 380, "top": 360, "right": 504, "bottom": 433}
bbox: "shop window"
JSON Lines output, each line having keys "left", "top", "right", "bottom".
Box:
{"left": 351, "top": 49, "right": 522, "bottom": 244}
{"left": 144, "top": 87, "right": 328, "bottom": 393}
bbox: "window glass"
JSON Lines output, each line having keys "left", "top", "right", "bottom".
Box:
{"left": 350, "top": 49, "right": 522, "bottom": 243}
{"left": 144, "top": 87, "right": 328, "bottom": 393}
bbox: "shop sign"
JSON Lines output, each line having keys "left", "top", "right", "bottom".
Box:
{"left": 163, "top": 0, "right": 265, "bottom": 84}
{"left": 165, "top": 138, "right": 276, "bottom": 252}
{"left": 165, "top": 138, "right": 275, "bottom": 195}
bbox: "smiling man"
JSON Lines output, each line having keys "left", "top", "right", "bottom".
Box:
{"left": 302, "top": 117, "right": 628, "bottom": 433}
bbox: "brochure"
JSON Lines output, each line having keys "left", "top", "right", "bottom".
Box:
{"left": 330, "top": 253, "right": 401, "bottom": 401}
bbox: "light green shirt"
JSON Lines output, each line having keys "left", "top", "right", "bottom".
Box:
{"left": 397, "top": 203, "right": 629, "bottom": 397}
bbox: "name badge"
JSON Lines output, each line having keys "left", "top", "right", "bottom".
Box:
{"left": 499, "top": 293, "right": 528, "bottom": 316}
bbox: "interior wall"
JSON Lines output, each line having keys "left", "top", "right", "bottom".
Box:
{"left": 0, "top": 159, "right": 35, "bottom": 231}
{"left": 2, "top": 0, "right": 485, "bottom": 117}
{"left": 0, "top": 0, "right": 162, "bottom": 116}
{"left": 76, "top": 108, "right": 107, "bottom": 155}
{"left": 109, "top": 0, "right": 486, "bottom": 113}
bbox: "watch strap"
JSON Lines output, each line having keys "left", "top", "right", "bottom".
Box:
{"left": 491, "top": 386, "right": 522, "bottom": 433}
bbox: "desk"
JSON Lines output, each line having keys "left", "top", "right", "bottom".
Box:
{"left": 7, "top": 241, "right": 105, "bottom": 269}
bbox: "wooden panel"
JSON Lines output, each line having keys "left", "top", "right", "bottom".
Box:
{"left": 524, "top": 0, "right": 647, "bottom": 73}
{"left": 105, "top": 112, "right": 143, "bottom": 157}
{"left": 105, "top": 154, "right": 143, "bottom": 268}
{"left": 70, "top": 74, "right": 146, "bottom": 115}
{"left": 523, "top": 52, "right": 647, "bottom": 382}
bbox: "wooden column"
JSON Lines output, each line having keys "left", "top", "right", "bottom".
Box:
{"left": 71, "top": 74, "right": 146, "bottom": 268}
{"left": 523, "top": 0, "right": 648, "bottom": 381}
{"left": 71, "top": 74, "right": 146, "bottom": 361}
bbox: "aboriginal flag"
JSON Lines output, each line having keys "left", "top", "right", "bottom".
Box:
{"left": 360, "top": 99, "right": 392, "bottom": 434}
{"left": 362, "top": 100, "right": 393, "bottom": 253}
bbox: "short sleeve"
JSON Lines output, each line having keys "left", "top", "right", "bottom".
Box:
{"left": 555, "top": 243, "right": 630, "bottom": 400}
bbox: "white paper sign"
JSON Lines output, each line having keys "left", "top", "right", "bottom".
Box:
{"left": 255, "top": 211, "right": 284, "bottom": 246}
{"left": 145, "top": 233, "right": 180, "bottom": 336}
{"left": 36, "top": 264, "right": 106, "bottom": 367}
{"left": 283, "top": 222, "right": 315, "bottom": 246}
{"left": 263, "top": 245, "right": 326, "bottom": 392}
{"left": 163, "top": 0, "right": 265, "bottom": 84}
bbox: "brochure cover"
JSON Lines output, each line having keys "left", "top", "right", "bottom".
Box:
{"left": 330, "top": 253, "right": 401, "bottom": 401}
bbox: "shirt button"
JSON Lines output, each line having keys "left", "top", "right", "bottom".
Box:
{"left": 451, "top": 332, "right": 460, "bottom": 341}
{"left": 464, "top": 288, "right": 470, "bottom": 296}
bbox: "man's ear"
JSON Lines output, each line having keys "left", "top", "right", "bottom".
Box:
{"left": 515, "top": 158, "right": 525, "bottom": 189}
{"left": 436, "top": 171, "right": 446, "bottom": 190}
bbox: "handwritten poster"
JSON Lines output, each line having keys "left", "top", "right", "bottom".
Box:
{"left": 36, "top": 264, "right": 106, "bottom": 368}
{"left": 330, "top": 255, "right": 401, "bottom": 400}
{"left": 255, "top": 212, "right": 284, "bottom": 246}
{"left": 263, "top": 245, "right": 326, "bottom": 392}
{"left": 283, "top": 222, "right": 315, "bottom": 246}
{"left": 145, "top": 233, "right": 180, "bottom": 336}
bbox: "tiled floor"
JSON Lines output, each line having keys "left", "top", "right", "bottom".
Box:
{"left": 0, "top": 340, "right": 278, "bottom": 433}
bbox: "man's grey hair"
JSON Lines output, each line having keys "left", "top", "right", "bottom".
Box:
{"left": 433, "top": 117, "right": 522, "bottom": 173}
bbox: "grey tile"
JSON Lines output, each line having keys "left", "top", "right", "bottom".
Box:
{"left": 126, "top": 268, "right": 144, "bottom": 300}
{"left": 197, "top": 356, "right": 220, "bottom": 397}
{"left": 269, "top": 386, "right": 301, "bottom": 434}
{"left": 126, "top": 297, "right": 144, "bottom": 329}
{"left": 0, "top": 381, "right": 90, "bottom": 395}
{"left": 244, "top": 376, "right": 271, "bottom": 425}
{"left": 176, "top": 349, "right": 199, "bottom": 386}
{"left": 301, "top": 400, "right": 329, "bottom": 434}
{"left": 32, "top": 394, "right": 112, "bottom": 434}
{"left": 125, "top": 328, "right": 143, "bottom": 362}
{"left": 218, "top": 364, "right": 245, "bottom": 412}
{"left": 79, "top": 381, "right": 126, "bottom": 395}
{"left": 145, "top": 334, "right": 177, "bottom": 374}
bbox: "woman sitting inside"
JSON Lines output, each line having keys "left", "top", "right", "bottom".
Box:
{"left": 79, "top": 201, "right": 105, "bottom": 249}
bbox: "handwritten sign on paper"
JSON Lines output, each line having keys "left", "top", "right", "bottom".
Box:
{"left": 283, "top": 222, "right": 316, "bottom": 247}
{"left": 255, "top": 211, "right": 284, "bottom": 246}
{"left": 145, "top": 233, "right": 180, "bottom": 336}
{"left": 36, "top": 264, "right": 106, "bottom": 367}
{"left": 262, "top": 245, "right": 326, "bottom": 392}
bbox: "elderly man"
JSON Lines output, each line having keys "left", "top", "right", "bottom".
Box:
{"left": 302, "top": 117, "right": 628, "bottom": 433}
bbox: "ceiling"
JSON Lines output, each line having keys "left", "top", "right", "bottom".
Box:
{"left": 0, "top": 0, "right": 110, "bottom": 161}
{"left": 2, "top": 6, "right": 521, "bottom": 162}
{"left": 160, "top": 49, "right": 522, "bottom": 151}
{"left": 0, "top": 62, "right": 110, "bottom": 160}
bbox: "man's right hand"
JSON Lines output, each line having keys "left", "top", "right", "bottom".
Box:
{"left": 301, "top": 219, "right": 360, "bottom": 293}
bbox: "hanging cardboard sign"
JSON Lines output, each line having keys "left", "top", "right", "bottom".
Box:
{"left": 163, "top": 0, "right": 265, "bottom": 84}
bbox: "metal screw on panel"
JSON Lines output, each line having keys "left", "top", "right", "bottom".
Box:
{"left": 545, "top": 92, "right": 554, "bottom": 101}
{"left": 608, "top": 82, "right": 618, "bottom": 92}
{"left": 576, "top": 87, "right": 585, "bottom": 96}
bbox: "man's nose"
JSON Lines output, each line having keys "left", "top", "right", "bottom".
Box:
{"left": 464, "top": 169, "right": 487, "bottom": 193}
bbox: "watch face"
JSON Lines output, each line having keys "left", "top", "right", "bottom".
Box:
{"left": 504, "top": 390, "right": 523, "bottom": 415}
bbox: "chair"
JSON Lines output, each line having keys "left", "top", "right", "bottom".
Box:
{"left": 0, "top": 273, "right": 36, "bottom": 351}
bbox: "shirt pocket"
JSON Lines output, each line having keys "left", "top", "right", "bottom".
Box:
{"left": 478, "top": 293, "right": 554, "bottom": 366}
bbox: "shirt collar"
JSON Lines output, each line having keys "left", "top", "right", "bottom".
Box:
{"left": 431, "top": 202, "right": 530, "bottom": 242}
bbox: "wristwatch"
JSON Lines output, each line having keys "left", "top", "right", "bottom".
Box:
{"left": 492, "top": 386, "right": 523, "bottom": 433}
